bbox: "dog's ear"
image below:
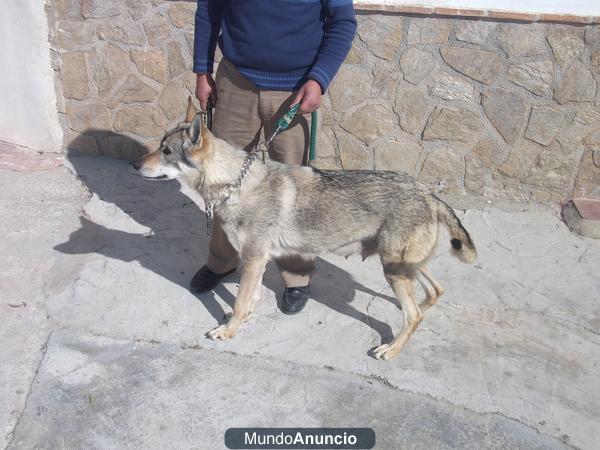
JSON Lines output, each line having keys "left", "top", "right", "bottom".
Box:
{"left": 185, "top": 96, "right": 197, "bottom": 123}
{"left": 188, "top": 113, "right": 204, "bottom": 145}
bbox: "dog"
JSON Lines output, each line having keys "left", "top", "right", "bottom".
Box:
{"left": 134, "top": 97, "right": 477, "bottom": 360}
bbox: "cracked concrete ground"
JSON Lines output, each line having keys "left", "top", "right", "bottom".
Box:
{"left": 1, "top": 151, "right": 599, "bottom": 449}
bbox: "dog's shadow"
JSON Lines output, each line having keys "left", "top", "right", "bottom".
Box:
{"left": 56, "top": 132, "right": 397, "bottom": 348}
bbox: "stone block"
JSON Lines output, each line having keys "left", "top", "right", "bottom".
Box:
{"left": 574, "top": 150, "right": 600, "bottom": 198}
{"left": 524, "top": 141, "right": 577, "bottom": 190}
{"left": 93, "top": 44, "right": 131, "bottom": 95}
{"left": 498, "top": 24, "right": 548, "bottom": 59}
{"left": 575, "top": 107, "right": 600, "bottom": 126}
{"left": 482, "top": 88, "right": 529, "bottom": 144}
{"left": 131, "top": 49, "right": 168, "bottom": 84}
{"left": 110, "top": 75, "right": 158, "bottom": 106}
{"left": 182, "top": 72, "right": 198, "bottom": 96}
{"left": 311, "top": 157, "right": 340, "bottom": 170}
{"left": 525, "top": 107, "right": 566, "bottom": 146}
{"left": 507, "top": 61, "right": 553, "bottom": 97}
{"left": 336, "top": 132, "right": 371, "bottom": 169}
{"left": 125, "top": 0, "right": 152, "bottom": 20}
{"left": 344, "top": 42, "right": 363, "bottom": 65}
{"left": 319, "top": 103, "right": 336, "bottom": 128}
{"left": 52, "top": 0, "right": 82, "bottom": 20}
{"left": 158, "top": 82, "right": 189, "bottom": 121}
{"left": 407, "top": 19, "right": 451, "bottom": 45}
{"left": 465, "top": 155, "right": 489, "bottom": 195}
{"left": 55, "top": 22, "right": 97, "bottom": 50}
{"left": 316, "top": 128, "right": 337, "bottom": 159}
{"left": 60, "top": 52, "right": 90, "bottom": 100}
{"left": 373, "top": 134, "right": 422, "bottom": 175}
{"left": 418, "top": 147, "right": 465, "bottom": 188}
{"left": 471, "top": 137, "right": 508, "bottom": 167}
{"left": 144, "top": 18, "right": 171, "bottom": 47}
{"left": 114, "top": 104, "right": 167, "bottom": 138}
{"left": 371, "top": 64, "right": 401, "bottom": 100}
{"left": 584, "top": 26, "right": 600, "bottom": 48}
{"left": 358, "top": 16, "right": 404, "bottom": 60}
{"left": 328, "top": 65, "right": 371, "bottom": 112}
{"left": 394, "top": 88, "right": 429, "bottom": 136}
{"left": 592, "top": 50, "right": 600, "bottom": 66}
{"left": 547, "top": 27, "right": 585, "bottom": 68}
{"left": 98, "top": 19, "right": 146, "bottom": 46}
{"left": 554, "top": 61, "right": 597, "bottom": 104}
{"left": 454, "top": 21, "right": 496, "bottom": 45}
{"left": 440, "top": 46, "right": 504, "bottom": 85}
{"left": 167, "top": 41, "right": 188, "bottom": 80}
{"left": 427, "top": 71, "right": 474, "bottom": 102}
{"left": 400, "top": 47, "right": 436, "bottom": 85}
{"left": 499, "top": 139, "right": 542, "bottom": 180}
{"left": 81, "top": 0, "right": 121, "bottom": 19}
{"left": 340, "top": 104, "right": 397, "bottom": 145}
{"left": 65, "top": 100, "right": 112, "bottom": 133}
{"left": 423, "top": 107, "right": 482, "bottom": 143}
{"left": 167, "top": 2, "right": 196, "bottom": 29}
{"left": 584, "top": 127, "right": 600, "bottom": 147}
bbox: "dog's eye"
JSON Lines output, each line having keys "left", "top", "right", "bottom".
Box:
{"left": 162, "top": 147, "right": 172, "bottom": 155}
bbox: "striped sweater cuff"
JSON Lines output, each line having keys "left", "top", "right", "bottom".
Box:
{"left": 307, "top": 66, "right": 333, "bottom": 92}
{"left": 193, "top": 59, "right": 214, "bottom": 74}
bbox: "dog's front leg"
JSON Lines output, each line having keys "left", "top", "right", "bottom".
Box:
{"left": 207, "top": 251, "right": 269, "bottom": 341}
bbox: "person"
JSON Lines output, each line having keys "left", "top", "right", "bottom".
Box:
{"left": 191, "top": 0, "right": 357, "bottom": 314}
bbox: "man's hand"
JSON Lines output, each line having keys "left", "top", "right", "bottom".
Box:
{"left": 195, "top": 73, "right": 217, "bottom": 111}
{"left": 291, "top": 79, "right": 322, "bottom": 114}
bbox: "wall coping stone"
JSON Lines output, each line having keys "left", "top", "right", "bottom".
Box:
{"left": 355, "top": 3, "right": 599, "bottom": 25}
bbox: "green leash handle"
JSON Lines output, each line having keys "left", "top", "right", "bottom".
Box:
{"left": 309, "top": 110, "right": 317, "bottom": 161}
{"left": 276, "top": 103, "right": 300, "bottom": 131}
{"left": 271, "top": 102, "right": 318, "bottom": 162}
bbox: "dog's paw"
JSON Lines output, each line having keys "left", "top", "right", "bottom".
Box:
{"left": 372, "top": 343, "right": 398, "bottom": 360}
{"left": 206, "top": 324, "right": 236, "bottom": 341}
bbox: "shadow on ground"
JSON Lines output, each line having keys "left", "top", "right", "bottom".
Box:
{"left": 56, "top": 132, "right": 397, "bottom": 344}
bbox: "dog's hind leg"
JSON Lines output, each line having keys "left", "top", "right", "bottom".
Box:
{"left": 207, "top": 252, "right": 269, "bottom": 341}
{"left": 420, "top": 266, "right": 444, "bottom": 297}
{"left": 373, "top": 263, "right": 423, "bottom": 360}
{"left": 417, "top": 266, "right": 444, "bottom": 313}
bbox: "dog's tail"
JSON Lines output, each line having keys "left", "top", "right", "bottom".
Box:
{"left": 433, "top": 196, "right": 477, "bottom": 264}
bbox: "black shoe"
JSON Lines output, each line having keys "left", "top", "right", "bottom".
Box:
{"left": 190, "top": 265, "right": 236, "bottom": 293}
{"left": 281, "top": 285, "right": 310, "bottom": 315}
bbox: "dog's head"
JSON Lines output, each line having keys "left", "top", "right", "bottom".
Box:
{"left": 133, "top": 97, "right": 212, "bottom": 179}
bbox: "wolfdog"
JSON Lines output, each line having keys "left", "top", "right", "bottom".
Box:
{"left": 134, "top": 98, "right": 477, "bottom": 360}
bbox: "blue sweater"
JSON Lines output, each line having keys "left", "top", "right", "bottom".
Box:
{"left": 193, "top": 0, "right": 357, "bottom": 92}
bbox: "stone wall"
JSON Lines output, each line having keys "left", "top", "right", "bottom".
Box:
{"left": 49, "top": 1, "right": 600, "bottom": 201}
{"left": 48, "top": 0, "right": 199, "bottom": 159}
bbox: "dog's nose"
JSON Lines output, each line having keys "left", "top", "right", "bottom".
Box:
{"left": 132, "top": 159, "right": 141, "bottom": 170}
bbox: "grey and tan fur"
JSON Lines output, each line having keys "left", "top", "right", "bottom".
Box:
{"left": 134, "top": 98, "right": 477, "bottom": 360}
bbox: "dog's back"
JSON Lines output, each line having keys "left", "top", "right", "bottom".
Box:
{"left": 258, "top": 165, "right": 476, "bottom": 266}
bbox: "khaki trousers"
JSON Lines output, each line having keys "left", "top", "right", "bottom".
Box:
{"left": 206, "top": 59, "right": 316, "bottom": 287}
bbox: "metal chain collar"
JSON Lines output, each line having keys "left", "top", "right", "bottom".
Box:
{"left": 204, "top": 146, "right": 265, "bottom": 236}
{"left": 201, "top": 103, "right": 270, "bottom": 236}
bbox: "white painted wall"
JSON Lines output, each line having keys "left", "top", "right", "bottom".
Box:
{"left": 357, "top": 0, "right": 600, "bottom": 16}
{"left": 0, "top": 0, "right": 62, "bottom": 152}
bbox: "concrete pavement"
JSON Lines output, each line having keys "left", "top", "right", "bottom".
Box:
{"left": 2, "top": 152, "right": 599, "bottom": 449}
